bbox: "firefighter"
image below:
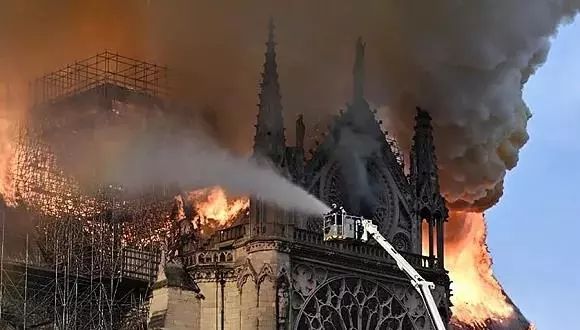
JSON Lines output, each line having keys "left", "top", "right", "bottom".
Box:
{"left": 335, "top": 205, "right": 343, "bottom": 226}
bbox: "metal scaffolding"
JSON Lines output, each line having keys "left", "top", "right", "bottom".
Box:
{"left": 2, "top": 52, "right": 177, "bottom": 329}
{"left": 30, "top": 51, "right": 169, "bottom": 106}
{"left": 0, "top": 207, "right": 161, "bottom": 329}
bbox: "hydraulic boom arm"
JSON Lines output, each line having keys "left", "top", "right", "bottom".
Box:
{"left": 360, "top": 219, "right": 446, "bottom": 330}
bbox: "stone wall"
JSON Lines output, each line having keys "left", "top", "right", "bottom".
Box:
{"left": 156, "top": 240, "right": 290, "bottom": 330}
{"left": 151, "top": 239, "right": 449, "bottom": 329}
{"left": 149, "top": 286, "right": 201, "bottom": 329}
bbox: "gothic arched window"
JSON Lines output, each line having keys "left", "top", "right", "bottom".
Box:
{"left": 320, "top": 158, "right": 400, "bottom": 238}
{"left": 295, "top": 276, "right": 425, "bottom": 330}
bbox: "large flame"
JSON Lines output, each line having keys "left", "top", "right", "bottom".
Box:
{"left": 445, "top": 211, "right": 516, "bottom": 327}
{"left": 187, "top": 186, "right": 249, "bottom": 233}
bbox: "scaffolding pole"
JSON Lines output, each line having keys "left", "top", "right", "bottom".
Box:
{"left": 2, "top": 52, "right": 170, "bottom": 329}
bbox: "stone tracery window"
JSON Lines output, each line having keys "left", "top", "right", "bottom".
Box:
{"left": 368, "top": 160, "right": 397, "bottom": 233}
{"left": 320, "top": 158, "right": 408, "bottom": 240}
{"left": 372, "top": 206, "right": 389, "bottom": 231}
{"left": 323, "top": 163, "right": 347, "bottom": 208}
{"left": 295, "top": 277, "right": 422, "bottom": 330}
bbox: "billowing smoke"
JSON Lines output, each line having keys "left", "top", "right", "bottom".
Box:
{"left": 99, "top": 122, "right": 329, "bottom": 216}
{"left": 0, "top": 2, "right": 577, "bottom": 327}
{"left": 2, "top": 0, "right": 578, "bottom": 210}
{"left": 144, "top": 0, "right": 580, "bottom": 211}
{"left": 374, "top": 1, "right": 579, "bottom": 210}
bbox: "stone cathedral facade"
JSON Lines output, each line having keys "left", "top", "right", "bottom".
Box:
{"left": 149, "top": 20, "right": 451, "bottom": 330}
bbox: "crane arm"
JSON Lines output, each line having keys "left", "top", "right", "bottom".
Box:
{"left": 360, "top": 219, "right": 447, "bottom": 330}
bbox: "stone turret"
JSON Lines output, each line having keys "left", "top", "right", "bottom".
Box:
{"left": 410, "top": 108, "right": 448, "bottom": 268}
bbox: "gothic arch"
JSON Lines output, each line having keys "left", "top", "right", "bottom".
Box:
{"left": 366, "top": 158, "right": 399, "bottom": 235}
{"left": 319, "top": 157, "right": 402, "bottom": 238}
{"left": 294, "top": 275, "right": 426, "bottom": 330}
{"left": 257, "top": 263, "right": 275, "bottom": 287}
{"left": 236, "top": 259, "right": 257, "bottom": 291}
{"left": 319, "top": 161, "right": 347, "bottom": 207}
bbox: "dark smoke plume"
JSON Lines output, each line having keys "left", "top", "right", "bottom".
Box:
{"left": 1, "top": 0, "right": 579, "bottom": 211}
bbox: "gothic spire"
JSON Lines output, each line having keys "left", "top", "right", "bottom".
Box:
{"left": 410, "top": 108, "right": 448, "bottom": 221}
{"left": 411, "top": 108, "right": 448, "bottom": 267}
{"left": 253, "top": 18, "right": 286, "bottom": 164}
{"left": 353, "top": 37, "right": 366, "bottom": 102}
{"left": 267, "top": 17, "right": 276, "bottom": 52}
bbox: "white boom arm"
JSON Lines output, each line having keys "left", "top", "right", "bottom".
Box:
{"left": 360, "top": 219, "right": 446, "bottom": 330}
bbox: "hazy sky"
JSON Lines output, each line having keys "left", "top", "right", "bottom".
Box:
{"left": 487, "top": 17, "right": 580, "bottom": 329}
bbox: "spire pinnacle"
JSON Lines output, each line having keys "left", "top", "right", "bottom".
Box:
{"left": 253, "top": 18, "right": 285, "bottom": 163}
{"left": 410, "top": 107, "right": 447, "bottom": 220}
{"left": 353, "top": 37, "right": 366, "bottom": 101}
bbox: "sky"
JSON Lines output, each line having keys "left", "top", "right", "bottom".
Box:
{"left": 486, "top": 17, "right": 580, "bottom": 330}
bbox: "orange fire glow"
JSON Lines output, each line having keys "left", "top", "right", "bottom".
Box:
{"left": 0, "top": 115, "right": 17, "bottom": 207}
{"left": 444, "top": 211, "right": 515, "bottom": 326}
{"left": 0, "top": 103, "right": 524, "bottom": 329}
{"left": 187, "top": 186, "right": 249, "bottom": 232}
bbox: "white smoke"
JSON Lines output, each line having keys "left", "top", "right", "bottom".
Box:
{"left": 104, "top": 127, "right": 329, "bottom": 216}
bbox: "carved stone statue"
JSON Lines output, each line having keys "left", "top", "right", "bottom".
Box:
{"left": 276, "top": 277, "right": 289, "bottom": 329}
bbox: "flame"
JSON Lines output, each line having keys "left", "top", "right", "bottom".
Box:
{"left": 0, "top": 115, "right": 17, "bottom": 206}
{"left": 0, "top": 90, "right": 524, "bottom": 327}
{"left": 187, "top": 186, "right": 249, "bottom": 232}
{"left": 445, "top": 211, "right": 515, "bottom": 326}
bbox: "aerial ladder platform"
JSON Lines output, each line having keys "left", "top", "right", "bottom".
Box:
{"left": 323, "top": 204, "right": 446, "bottom": 330}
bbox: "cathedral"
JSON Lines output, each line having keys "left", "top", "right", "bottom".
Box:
{"left": 149, "top": 20, "right": 451, "bottom": 330}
